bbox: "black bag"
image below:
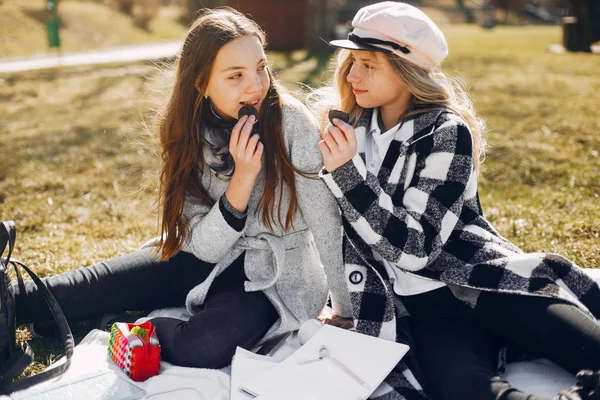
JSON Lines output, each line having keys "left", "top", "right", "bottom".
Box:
{"left": 0, "top": 221, "right": 74, "bottom": 394}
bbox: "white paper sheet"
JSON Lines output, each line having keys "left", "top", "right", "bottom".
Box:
{"left": 239, "top": 325, "right": 409, "bottom": 400}
{"left": 230, "top": 348, "right": 277, "bottom": 400}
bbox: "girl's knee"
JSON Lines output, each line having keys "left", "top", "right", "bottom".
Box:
{"left": 155, "top": 323, "right": 237, "bottom": 368}
{"left": 163, "top": 341, "right": 236, "bottom": 369}
{"left": 150, "top": 302, "right": 277, "bottom": 369}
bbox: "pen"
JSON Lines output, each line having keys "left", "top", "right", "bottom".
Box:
{"left": 318, "top": 346, "right": 370, "bottom": 391}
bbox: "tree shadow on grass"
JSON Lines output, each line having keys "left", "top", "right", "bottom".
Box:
{"left": 21, "top": 9, "right": 67, "bottom": 29}
{"left": 6, "top": 73, "right": 146, "bottom": 165}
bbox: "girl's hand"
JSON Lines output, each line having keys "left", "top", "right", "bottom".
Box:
{"left": 318, "top": 314, "right": 354, "bottom": 330}
{"left": 318, "top": 119, "right": 357, "bottom": 172}
{"left": 229, "top": 114, "right": 263, "bottom": 182}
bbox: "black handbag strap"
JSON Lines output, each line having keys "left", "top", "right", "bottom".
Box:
{"left": 0, "top": 221, "right": 74, "bottom": 393}
{"left": 0, "top": 222, "right": 25, "bottom": 295}
{"left": 0, "top": 344, "right": 34, "bottom": 388}
{"left": 0, "top": 221, "right": 15, "bottom": 268}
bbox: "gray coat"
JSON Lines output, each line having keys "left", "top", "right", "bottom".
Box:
{"left": 181, "top": 94, "right": 353, "bottom": 341}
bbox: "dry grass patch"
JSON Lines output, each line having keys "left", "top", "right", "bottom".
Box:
{"left": 0, "top": 1, "right": 186, "bottom": 58}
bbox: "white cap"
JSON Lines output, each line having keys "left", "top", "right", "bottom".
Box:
{"left": 330, "top": 1, "right": 449, "bottom": 70}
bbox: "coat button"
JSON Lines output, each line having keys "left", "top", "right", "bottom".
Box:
{"left": 349, "top": 271, "right": 363, "bottom": 284}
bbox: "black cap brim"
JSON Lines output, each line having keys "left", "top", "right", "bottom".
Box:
{"left": 329, "top": 39, "right": 391, "bottom": 53}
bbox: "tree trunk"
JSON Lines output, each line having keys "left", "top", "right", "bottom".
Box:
{"left": 184, "top": 0, "right": 224, "bottom": 24}
{"left": 456, "top": 0, "right": 476, "bottom": 23}
{"left": 307, "top": 0, "right": 344, "bottom": 52}
{"left": 563, "top": 0, "right": 592, "bottom": 52}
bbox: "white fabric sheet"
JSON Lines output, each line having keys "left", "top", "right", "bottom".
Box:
{"left": 5, "top": 269, "right": 600, "bottom": 400}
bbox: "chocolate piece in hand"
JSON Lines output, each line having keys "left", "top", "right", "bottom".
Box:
{"left": 237, "top": 104, "right": 260, "bottom": 137}
{"left": 238, "top": 105, "right": 259, "bottom": 121}
{"left": 328, "top": 109, "right": 350, "bottom": 125}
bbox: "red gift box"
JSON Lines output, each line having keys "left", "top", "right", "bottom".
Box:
{"left": 108, "top": 321, "right": 161, "bottom": 382}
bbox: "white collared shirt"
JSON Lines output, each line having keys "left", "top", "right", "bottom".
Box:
{"left": 366, "top": 108, "right": 446, "bottom": 296}
{"left": 365, "top": 108, "right": 401, "bottom": 173}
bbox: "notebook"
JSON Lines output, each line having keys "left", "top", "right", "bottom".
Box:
{"left": 238, "top": 325, "right": 409, "bottom": 400}
{"left": 230, "top": 348, "right": 278, "bottom": 400}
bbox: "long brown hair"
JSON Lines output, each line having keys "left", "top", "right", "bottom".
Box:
{"left": 155, "top": 8, "right": 300, "bottom": 260}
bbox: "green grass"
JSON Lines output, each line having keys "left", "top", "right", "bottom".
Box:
{"left": 1, "top": 24, "right": 599, "bottom": 375}
{"left": 442, "top": 26, "right": 600, "bottom": 265}
{"left": 0, "top": 1, "right": 187, "bottom": 58}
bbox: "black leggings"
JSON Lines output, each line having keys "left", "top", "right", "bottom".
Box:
{"left": 14, "top": 248, "right": 279, "bottom": 369}
{"left": 401, "top": 287, "right": 600, "bottom": 400}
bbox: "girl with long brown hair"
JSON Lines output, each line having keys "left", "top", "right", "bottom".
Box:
{"left": 6, "top": 7, "right": 351, "bottom": 369}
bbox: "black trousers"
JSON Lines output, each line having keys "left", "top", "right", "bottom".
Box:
{"left": 13, "top": 248, "right": 279, "bottom": 369}
{"left": 401, "top": 287, "right": 600, "bottom": 400}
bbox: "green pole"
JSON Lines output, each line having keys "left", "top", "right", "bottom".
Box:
{"left": 46, "top": 0, "right": 60, "bottom": 48}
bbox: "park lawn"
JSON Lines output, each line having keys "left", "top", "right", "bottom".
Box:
{"left": 0, "top": 0, "right": 186, "bottom": 58}
{"left": 0, "top": 24, "right": 599, "bottom": 375}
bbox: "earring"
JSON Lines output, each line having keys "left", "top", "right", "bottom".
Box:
{"left": 204, "top": 94, "right": 208, "bottom": 100}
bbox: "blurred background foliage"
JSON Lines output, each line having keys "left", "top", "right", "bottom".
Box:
{"left": 1, "top": 0, "right": 597, "bottom": 58}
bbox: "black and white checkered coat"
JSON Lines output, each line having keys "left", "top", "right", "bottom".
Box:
{"left": 320, "top": 107, "right": 600, "bottom": 400}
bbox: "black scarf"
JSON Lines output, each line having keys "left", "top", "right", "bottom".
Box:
{"left": 199, "top": 99, "right": 260, "bottom": 180}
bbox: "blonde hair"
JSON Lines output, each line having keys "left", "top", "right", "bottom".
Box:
{"left": 307, "top": 49, "right": 486, "bottom": 169}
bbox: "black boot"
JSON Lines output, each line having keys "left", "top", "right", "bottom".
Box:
{"left": 556, "top": 370, "right": 600, "bottom": 400}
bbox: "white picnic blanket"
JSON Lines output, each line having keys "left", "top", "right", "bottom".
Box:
{"left": 6, "top": 269, "right": 600, "bottom": 400}
{"left": 6, "top": 329, "right": 231, "bottom": 400}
